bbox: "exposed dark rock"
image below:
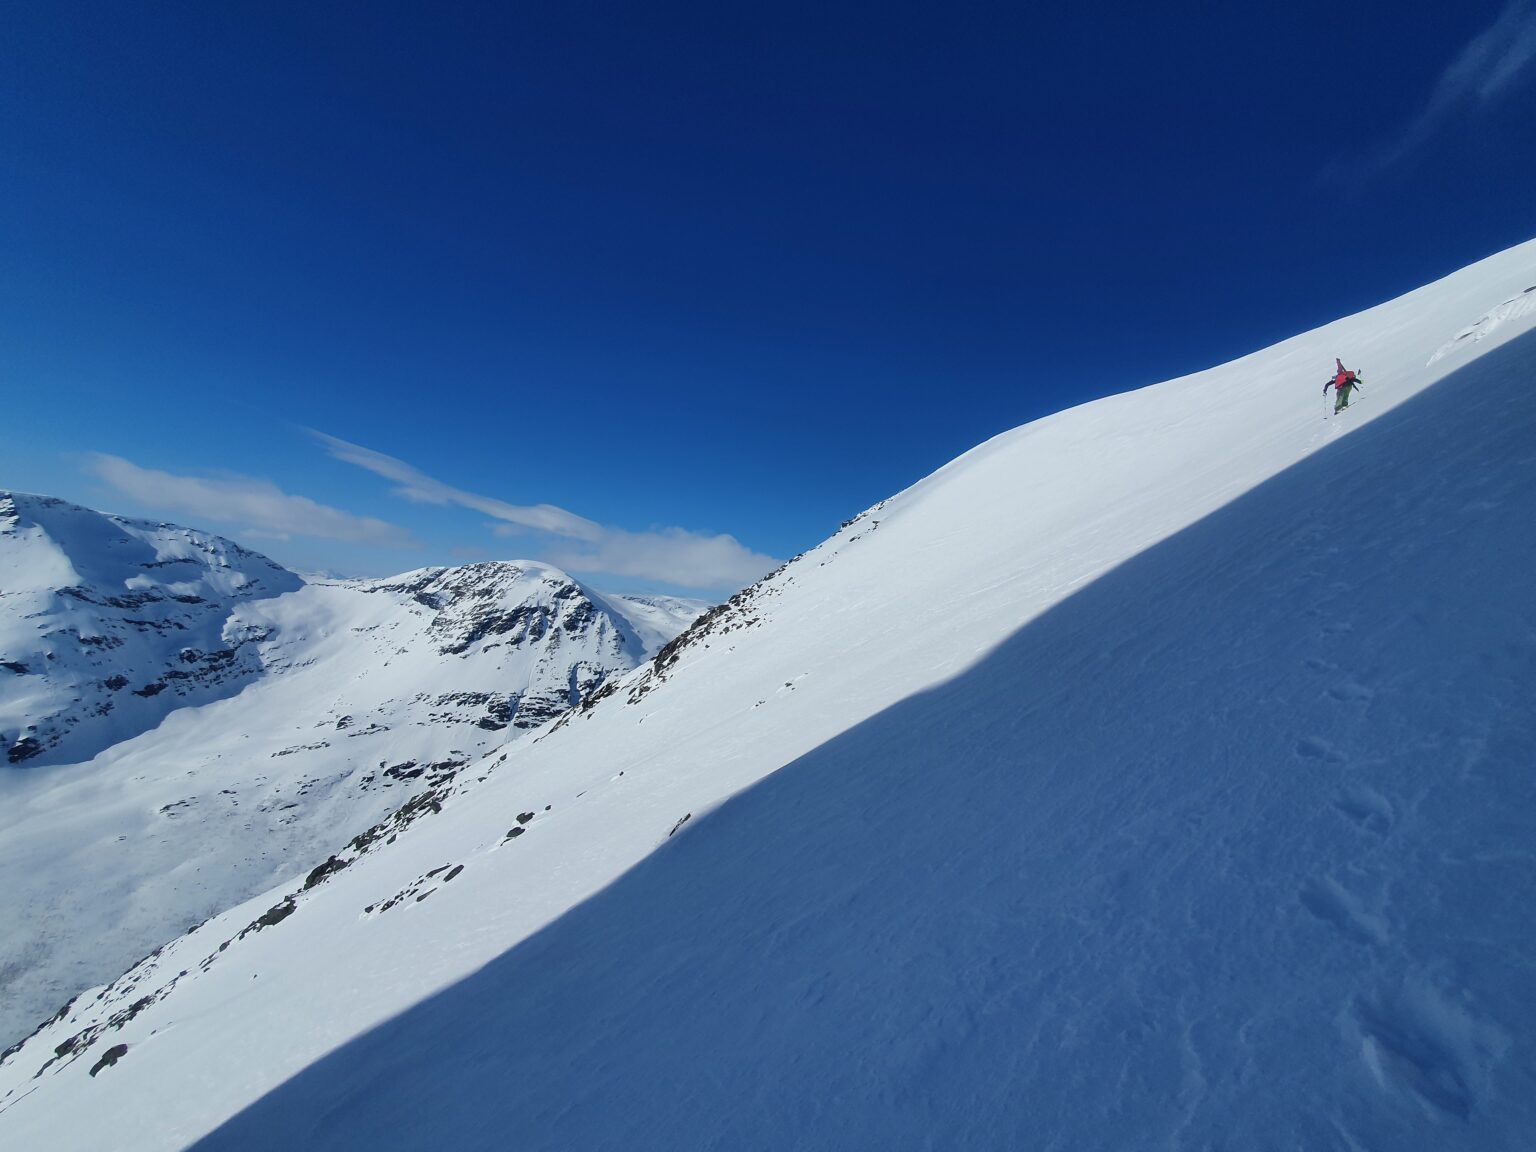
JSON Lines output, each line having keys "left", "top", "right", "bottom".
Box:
{"left": 512, "top": 694, "right": 570, "bottom": 729}
{"left": 7, "top": 736, "right": 44, "bottom": 764}
{"left": 1, "top": 661, "right": 30, "bottom": 675}
{"left": 444, "top": 864, "right": 464, "bottom": 882}
{"left": 438, "top": 603, "right": 550, "bottom": 656}
{"left": 649, "top": 554, "right": 799, "bottom": 679}
{"left": 560, "top": 600, "right": 596, "bottom": 632}
{"left": 272, "top": 741, "right": 330, "bottom": 757}
{"left": 303, "top": 855, "right": 349, "bottom": 891}
{"left": 422, "top": 759, "right": 467, "bottom": 785}
{"left": 0, "top": 995, "right": 78, "bottom": 1067}
{"left": 88, "top": 1043, "right": 128, "bottom": 1077}
{"left": 239, "top": 898, "right": 297, "bottom": 939}
{"left": 39, "top": 986, "right": 159, "bottom": 1081}
{"left": 132, "top": 682, "right": 167, "bottom": 697}
{"left": 54, "top": 1033, "right": 84, "bottom": 1058}
{"left": 110, "top": 996, "right": 154, "bottom": 1029}
{"left": 516, "top": 811, "right": 535, "bottom": 825}
{"left": 123, "top": 617, "right": 188, "bottom": 632}
{"left": 398, "top": 791, "right": 444, "bottom": 820}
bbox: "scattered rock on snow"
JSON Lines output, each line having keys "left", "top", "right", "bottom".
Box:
{"left": 88, "top": 1043, "right": 128, "bottom": 1077}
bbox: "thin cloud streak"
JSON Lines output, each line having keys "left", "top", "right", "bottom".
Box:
{"left": 311, "top": 432, "right": 603, "bottom": 542}
{"left": 1343, "top": 0, "right": 1536, "bottom": 177}
{"left": 312, "top": 430, "right": 779, "bottom": 591}
{"left": 541, "top": 529, "right": 781, "bottom": 589}
{"left": 1444, "top": 0, "right": 1536, "bottom": 101}
{"left": 87, "top": 454, "right": 419, "bottom": 549}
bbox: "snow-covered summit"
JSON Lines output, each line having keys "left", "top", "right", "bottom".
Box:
{"left": 350, "top": 560, "right": 704, "bottom": 722}
{"left": 0, "top": 491, "right": 303, "bottom": 767}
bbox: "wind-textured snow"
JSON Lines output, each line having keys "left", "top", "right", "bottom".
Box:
{"left": 2, "top": 240, "right": 1534, "bottom": 1150}
{"left": 0, "top": 533, "right": 704, "bottom": 1050}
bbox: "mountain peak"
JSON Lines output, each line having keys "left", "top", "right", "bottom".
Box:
{"left": 1, "top": 490, "right": 301, "bottom": 598}
{"left": 0, "top": 492, "right": 303, "bottom": 767}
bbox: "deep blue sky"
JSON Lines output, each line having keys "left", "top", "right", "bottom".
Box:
{"left": 4, "top": 1, "right": 1534, "bottom": 593}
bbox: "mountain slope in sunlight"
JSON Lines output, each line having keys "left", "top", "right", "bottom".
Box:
{"left": 2, "top": 240, "right": 1533, "bottom": 1151}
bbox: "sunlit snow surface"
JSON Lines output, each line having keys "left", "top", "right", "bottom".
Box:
{"left": 3, "top": 240, "right": 1535, "bottom": 1150}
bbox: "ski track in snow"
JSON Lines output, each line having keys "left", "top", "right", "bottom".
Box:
{"left": 1, "top": 240, "right": 1534, "bottom": 1150}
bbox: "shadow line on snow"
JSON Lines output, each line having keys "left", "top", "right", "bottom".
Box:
{"left": 193, "top": 335, "right": 1536, "bottom": 1152}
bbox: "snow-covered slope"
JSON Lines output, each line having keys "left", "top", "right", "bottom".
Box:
{"left": 0, "top": 542, "right": 705, "bottom": 1049}
{"left": 3, "top": 241, "right": 1534, "bottom": 1150}
{"left": 0, "top": 493, "right": 303, "bottom": 767}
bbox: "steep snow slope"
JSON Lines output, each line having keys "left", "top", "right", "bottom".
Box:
{"left": 0, "top": 550, "right": 704, "bottom": 1049}
{"left": 2, "top": 240, "right": 1533, "bottom": 1150}
{"left": 0, "top": 493, "right": 303, "bottom": 767}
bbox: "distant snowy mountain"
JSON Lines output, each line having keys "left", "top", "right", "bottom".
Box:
{"left": 0, "top": 492, "right": 303, "bottom": 767}
{"left": 0, "top": 517, "right": 705, "bottom": 1049}
{"left": 3, "top": 240, "right": 1534, "bottom": 1151}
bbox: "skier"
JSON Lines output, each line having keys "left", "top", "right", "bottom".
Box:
{"left": 1325, "top": 358, "right": 1362, "bottom": 414}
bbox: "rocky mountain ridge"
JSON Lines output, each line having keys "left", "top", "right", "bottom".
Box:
{"left": 0, "top": 495, "right": 707, "bottom": 1047}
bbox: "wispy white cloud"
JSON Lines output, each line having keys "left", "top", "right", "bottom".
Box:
{"left": 312, "top": 430, "right": 778, "bottom": 591}
{"left": 310, "top": 431, "right": 603, "bottom": 542}
{"left": 539, "top": 527, "right": 781, "bottom": 590}
{"left": 87, "top": 454, "right": 419, "bottom": 549}
{"left": 1440, "top": 0, "right": 1536, "bottom": 102}
{"left": 1347, "top": 0, "right": 1536, "bottom": 175}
